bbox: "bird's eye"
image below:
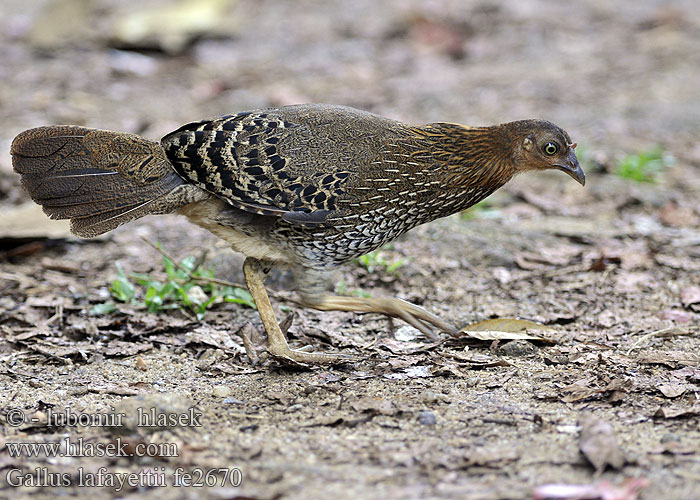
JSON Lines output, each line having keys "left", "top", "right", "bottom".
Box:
{"left": 543, "top": 142, "right": 559, "bottom": 156}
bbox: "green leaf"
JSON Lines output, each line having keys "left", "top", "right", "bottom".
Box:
{"left": 615, "top": 146, "right": 673, "bottom": 183}
{"left": 354, "top": 245, "right": 405, "bottom": 276}
{"left": 224, "top": 288, "right": 257, "bottom": 309}
{"left": 131, "top": 272, "right": 157, "bottom": 287}
{"left": 90, "top": 301, "right": 117, "bottom": 315}
{"left": 179, "top": 255, "right": 197, "bottom": 273}
{"left": 163, "top": 254, "right": 178, "bottom": 280}
{"left": 110, "top": 263, "right": 136, "bottom": 303}
{"left": 144, "top": 286, "right": 164, "bottom": 312}
{"left": 335, "top": 280, "right": 347, "bottom": 294}
{"left": 386, "top": 259, "right": 405, "bottom": 274}
{"left": 175, "top": 284, "right": 191, "bottom": 307}
{"left": 102, "top": 244, "right": 260, "bottom": 319}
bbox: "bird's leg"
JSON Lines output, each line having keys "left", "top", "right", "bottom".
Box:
{"left": 293, "top": 266, "right": 457, "bottom": 340}
{"left": 300, "top": 295, "right": 457, "bottom": 341}
{"left": 242, "top": 258, "right": 356, "bottom": 365}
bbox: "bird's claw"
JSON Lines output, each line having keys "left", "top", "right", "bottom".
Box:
{"left": 380, "top": 297, "right": 458, "bottom": 340}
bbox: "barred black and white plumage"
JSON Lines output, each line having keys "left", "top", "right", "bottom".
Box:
{"left": 11, "top": 103, "right": 585, "bottom": 364}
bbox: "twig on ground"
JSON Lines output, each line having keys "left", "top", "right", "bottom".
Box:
{"left": 626, "top": 326, "right": 690, "bottom": 355}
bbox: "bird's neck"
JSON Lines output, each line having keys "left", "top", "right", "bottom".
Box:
{"left": 413, "top": 122, "right": 519, "bottom": 212}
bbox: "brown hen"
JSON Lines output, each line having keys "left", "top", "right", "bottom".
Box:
{"left": 11, "top": 104, "right": 584, "bottom": 364}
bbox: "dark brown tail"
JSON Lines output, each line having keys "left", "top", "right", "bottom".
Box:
{"left": 11, "top": 126, "right": 206, "bottom": 238}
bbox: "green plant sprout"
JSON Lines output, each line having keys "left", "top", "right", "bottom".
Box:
{"left": 90, "top": 250, "right": 255, "bottom": 319}
{"left": 615, "top": 146, "right": 673, "bottom": 183}
{"left": 354, "top": 245, "right": 405, "bottom": 275}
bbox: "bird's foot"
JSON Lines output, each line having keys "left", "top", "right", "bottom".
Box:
{"left": 303, "top": 295, "right": 458, "bottom": 341}
{"left": 243, "top": 257, "right": 358, "bottom": 366}
{"left": 378, "top": 297, "right": 457, "bottom": 340}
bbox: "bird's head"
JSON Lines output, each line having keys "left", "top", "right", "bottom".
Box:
{"left": 510, "top": 120, "right": 585, "bottom": 186}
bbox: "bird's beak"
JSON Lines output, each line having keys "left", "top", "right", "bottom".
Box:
{"left": 554, "top": 150, "right": 585, "bottom": 186}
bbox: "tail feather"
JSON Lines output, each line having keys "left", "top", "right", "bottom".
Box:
{"left": 11, "top": 126, "right": 206, "bottom": 237}
{"left": 68, "top": 199, "right": 159, "bottom": 237}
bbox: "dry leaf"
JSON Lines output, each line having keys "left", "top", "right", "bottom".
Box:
{"left": 463, "top": 445, "right": 519, "bottom": 467}
{"left": 349, "top": 397, "right": 401, "bottom": 416}
{"left": 680, "top": 286, "right": 700, "bottom": 311}
{"left": 5, "top": 328, "right": 49, "bottom": 342}
{"left": 562, "top": 378, "right": 632, "bottom": 404}
{"left": 639, "top": 351, "right": 700, "bottom": 368}
{"left": 100, "top": 340, "right": 152, "bottom": 357}
{"left": 111, "top": 0, "right": 237, "bottom": 54}
{"left": 579, "top": 412, "right": 626, "bottom": 472}
{"left": 460, "top": 329, "right": 553, "bottom": 342}
{"left": 515, "top": 243, "right": 581, "bottom": 269}
{"left": 376, "top": 338, "right": 440, "bottom": 354}
{"left": 655, "top": 309, "right": 692, "bottom": 323}
{"left": 652, "top": 439, "right": 697, "bottom": 455}
{"left": 438, "top": 351, "right": 510, "bottom": 368}
{"left": 459, "top": 318, "right": 555, "bottom": 342}
{"left": 534, "top": 478, "right": 648, "bottom": 500}
{"left": 614, "top": 271, "right": 651, "bottom": 293}
{"left": 654, "top": 406, "right": 700, "bottom": 419}
{"left": 657, "top": 382, "right": 686, "bottom": 398}
{"left": 185, "top": 325, "right": 244, "bottom": 352}
{"left": 655, "top": 254, "right": 700, "bottom": 272}
{"left": 27, "top": 339, "right": 95, "bottom": 359}
{"left": 659, "top": 201, "right": 696, "bottom": 227}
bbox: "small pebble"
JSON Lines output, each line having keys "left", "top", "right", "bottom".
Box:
{"left": 186, "top": 285, "right": 208, "bottom": 304}
{"left": 421, "top": 391, "right": 441, "bottom": 404}
{"left": 464, "top": 377, "right": 480, "bottom": 387}
{"left": 499, "top": 340, "right": 537, "bottom": 357}
{"left": 135, "top": 356, "right": 147, "bottom": 371}
{"left": 418, "top": 410, "right": 437, "bottom": 426}
{"left": 395, "top": 325, "right": 421, "bottom": 341}
{"left": 660, "top": 433, "right": 681, "bottom": 444}
{"left": 212, "top": 385, "right": 231, "bottom": 398}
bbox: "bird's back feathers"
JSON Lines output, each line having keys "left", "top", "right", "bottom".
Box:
{"left": 161, "top": 104, "right": 410, "bottom": 226}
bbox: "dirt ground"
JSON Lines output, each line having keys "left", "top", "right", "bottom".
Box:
{"left": 1, "top": 0, "right": 700, "bottom": 499}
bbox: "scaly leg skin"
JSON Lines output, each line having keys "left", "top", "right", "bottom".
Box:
{"left": 301, "top": 295, "right": 458, "bottom": 341}
{"left": 242, "top": 258, "right": 357, "bottom": 365}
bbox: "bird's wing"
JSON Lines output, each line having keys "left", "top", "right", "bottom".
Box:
{"left": 162, "top": 109, "right": 357, "bottom": 226}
